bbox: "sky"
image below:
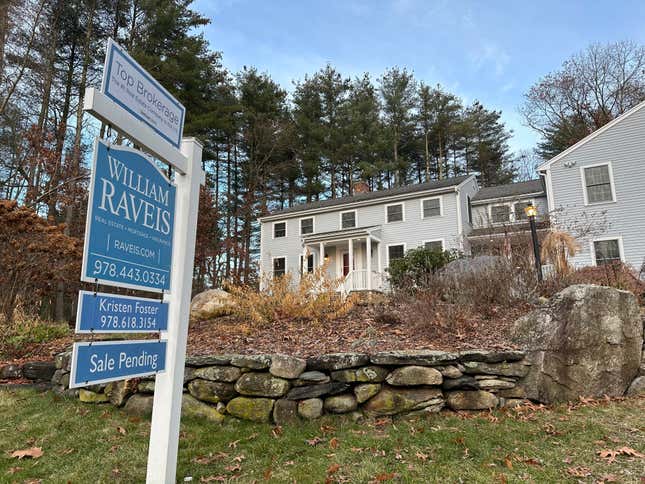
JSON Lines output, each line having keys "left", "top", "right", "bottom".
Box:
{"left": 194, "top": 0, "right": 645, "bottom": 153}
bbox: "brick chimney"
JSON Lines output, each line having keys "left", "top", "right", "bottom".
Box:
{"left": 353, "top": 180, "right": 370, "bottom": 194}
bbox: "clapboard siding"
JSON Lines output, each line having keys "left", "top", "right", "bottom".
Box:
{"left": 546, "top": 103, "right": 645, "bottom": 270}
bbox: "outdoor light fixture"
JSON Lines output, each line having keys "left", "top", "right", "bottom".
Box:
{"left": 524, "top": 205, "right": 538, "bottom": 218}
{"left": 524, "top": 205, "right": 543, "bottom": 282}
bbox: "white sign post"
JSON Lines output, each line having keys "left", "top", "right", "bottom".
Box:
{"left": 82, "top": 39, "right": 204, "bottom": 484}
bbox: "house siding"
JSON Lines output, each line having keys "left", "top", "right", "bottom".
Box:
{"left": 545, "top": 104, "right": 645, "bottom": 270}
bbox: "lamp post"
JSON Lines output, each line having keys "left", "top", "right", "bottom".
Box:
{"left": 524, "top": 205, "right": 543, "bottom": 282}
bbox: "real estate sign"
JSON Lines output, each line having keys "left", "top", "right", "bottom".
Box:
{"left": 70, "top": 340, "right": 167, "bottom": 388}
{"left": 102, "top": 38, "right": 185, "bottom": 148}
{"left": 76, "top": 290, "right": 169, "bottom": 334}
{"left": 81, "top": 139, "right": 175, "bottom": 292}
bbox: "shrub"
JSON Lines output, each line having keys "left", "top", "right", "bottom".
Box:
{"left": 0, "top": 310, "right": 71, "bottom": 359}
{"left": 388, "top": 247, "right": 459, "bottom": 290}
{"left": 228, "top": 267, "right": 356, "bottom": 326}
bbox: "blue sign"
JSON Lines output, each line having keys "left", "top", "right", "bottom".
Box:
{"left": 102, "top": 38, "right": 185, "bottom": 148}
{"left": 70, "top": 340, "right": 167, "bottom": 388}
{"left": 82, "top": 139, "right": 175, "bottom": 292}
{"left": 76, "top": 290, "right": 168, "bottom": 334}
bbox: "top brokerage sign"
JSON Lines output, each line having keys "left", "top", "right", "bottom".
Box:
{"left": 102, "top": 38, "right": 185, "bottom": 148}
{"left": 82, "top": 139, "right": 175, "bottom": 292}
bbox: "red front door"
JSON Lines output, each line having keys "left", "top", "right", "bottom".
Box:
{"left": 342, "top": 253, "right": 350, "bottom": 276}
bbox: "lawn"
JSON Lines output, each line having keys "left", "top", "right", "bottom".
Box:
{"left": 0, "top": 389, "right": 643, "bottom": 483}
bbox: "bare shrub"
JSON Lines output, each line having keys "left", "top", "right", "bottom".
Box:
{"left": 543, "top": 262, "right": 645, "bottom": 299}
{"left": 541, "top": 230, "right": 580, "bottom": 275}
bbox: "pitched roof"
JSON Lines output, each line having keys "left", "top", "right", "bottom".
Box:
{"left": 471, "top": 179, "right": 545, "bottom": 203}
{"left": 263, "top": 174, "right": 472, "bottom": 218}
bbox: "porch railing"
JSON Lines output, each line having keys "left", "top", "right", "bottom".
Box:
{"left": 342, "top": 270, "right": 385, "bottom": 293}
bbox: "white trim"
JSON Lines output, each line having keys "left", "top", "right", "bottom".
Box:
{"left": 339, "top": 209, "right": 358, "bottom": 229}
{"left": 272, "top": 220, "right": 287, "bottom": 239}
{"left": 271, "top": 255, "right": 287, "bottom": 277}
{"left": 420, "top": 195, "right": 443, "bottom": 218}
{"left": 590, "top": 236, "right": 624, "bottom": 266}
{"left": 544, "top": 171, "right": 555, "bottom": 212}
{"left": 537, "top": 100, "right": 645, "bottom": 171}
{"left": 386, "top": 242, "right": 407, "bottom": 268}
{"left": 384, "top": 202, "right": 405, "bottom": 224}
{"left": 580, "top": 162, "right": 617, "bottom": 206}
{"left": 470, "top": 191, "right": 545, "bottom": 206}
{"left": 299, "top": 216, "right": 315, "bottom": 235}
{"left": 422, "top": 239, "right": 445, "bottom": 251}
{"left": 299, "top": 252, "right": 315, "bottom": 273}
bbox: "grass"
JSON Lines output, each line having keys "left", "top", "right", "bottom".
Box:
{"left": 0, "top": 389, "right": 643, "bottom": 483}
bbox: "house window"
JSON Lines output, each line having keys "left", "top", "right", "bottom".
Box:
{"left": 593, "top": 239, "right": 621, "bottom": 265}
{"left": 300, "top": 253, "right": 315, "bottom": 273}
{"left": 341, "top": 210, "right": 356, "bottom": 229}
{"left": 491, "top": 205, "right": 510, "bottom": 223}
{"left": 584, "top": 164, "right": 614, "bottom": 204}
{"left": 273, "top": 257, "right": 286, "bottom": 277}
{"left": 422, "top": 198, "right": 441, "bottom": 218}
{"left": 467, "top": 196, "right": 473, "bottom": 225}
{"left": 424, "top": 240, "right": 443, "bottom": 252}
{"left": 514, "top": 201, "right": 532, "bottom": 221}
{"left": 386, "top": 203, "right": 404, "bottom": 223}
{"left": 300, "top": 217, "right": 314, "bottom": 235}
{"left": 387, "top": 244, "right": 405, "bottom": 265}
{"left": 273, "top": 221, "right": 286, "bottom": 238}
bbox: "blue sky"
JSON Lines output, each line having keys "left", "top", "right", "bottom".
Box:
{"left": 194, "top": 0, "right": 645, "bottom": 153}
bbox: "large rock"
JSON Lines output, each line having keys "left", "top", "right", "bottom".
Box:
{"left": 307, "top": 353, "right": 369, "bottom": 371}
{"left": 512, "top": 285, "right": 643, "bottom": 403}
{"left": 442, "top": 376, "right": 479, "bottom": 391}
{"left": 446, "top": 390, "right": 498, "bottom": 410}
{"left": 79, "top": 389, "right": 108, "bottom": 403}
{"left": 273, "top": 399, "right": 299, "bottom": 425}
{"left": 462, "top": 361, "right": 529, "bottom": 377}
{"left": 194, "top": 366, "right": 241, "bottom": 382}
{"left": 190, "top": 289, "right": 233, "bottom": 321}
{"left": 293, "top": 371, "right": 330, "bottom": 386}
{"left": 138, "top": 381, "right": 155, "bottom": 394}
{"left": 324, "top": 394, "right": 358, "bottom": 414}
{"left": 286, "top": 382, "right": 349, "bottom": 400}
{"left": 226, "top": 397, "right": 274, "bottom": 423}
{"left": 270, "top": 355, "right": 306, "bottom": 379}
{"left": 230, "top": 355, "right": 271, "bottom": 370}
{"left": 182, "top": 394, "right": 225, "bottom": 423}
{"left": 234, "top": 373, "right": 290, "bottom": 397}
{"left": 105, "top": 380, "right": 137, "bottom": 407}
{"left": 298, "top": 398, "right": 323, "bottom": 419}
{"left": 55, "top": 351, "right": 72, "bottom": 371}
{"left": 1, "top": 364, "right": 22, "bottom": 379}
{"left": 331, "top": 366, "right": 388, "bottom": 383}
{"left": 22, "top": 361, "right": 56, "bottom": 381}
{"left": 188, "top": 379, "right": 237, "bottom": 403}
{"left": 385, "top": 366, "right": 442, "bottom": 386}
{"left": 363, "top": 385, "right": 444, "bottom": 416}
{"left": 370, "top": 350, "right": 457, "bottom": 366}
{"left": 124, "top": 394, "right": 153, "bottom": 416}
{"left": 354, "top": 383, "right": 382, "bottom": 403}
{"left": 626, "top": 376, "right": 645, "bottom": 396}
{"left": 186, "top": 355, "right": 232, "bottom": 367}
{"left": 458, "top": 349, "right": 525, "bottom": 363}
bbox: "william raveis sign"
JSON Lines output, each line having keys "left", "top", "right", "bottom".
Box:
{"left": 81, "top": 138, "right": 176, "bottom": 292}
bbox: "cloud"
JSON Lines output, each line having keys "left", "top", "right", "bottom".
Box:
{"left": 470, "top": 42, "right": 511, "bottom": 77}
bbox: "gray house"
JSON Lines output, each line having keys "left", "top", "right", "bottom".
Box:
{"left": 258, "top": 175, "right": 478, "bottom": 291}
{"left": 538, "top": 99, "right": 645, "bottom": 270}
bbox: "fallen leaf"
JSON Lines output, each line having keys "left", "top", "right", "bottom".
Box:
{"left": 271, "top": 426, "right": 283, "bottom": 438}
{"left": 228, "top": 440, "right": 240, "bottom": 449}
{"left": 263, "top": 466, "right": 272, "bottom": 480}
{"left": 6, "top": 466, "right": 22, "bottom": 474}
{"left": 225, "top": 463, "right": 241, "bottom": 473}
{"left": 566, "top": 466, "right": 591, "bottom": 477}
{"left": 523, "top": 457, "right": 542, "bottom": 467}
{"left": 10, "top": 447, "right": 43, "bottom": 459}
{"left": 504, "top": 455, "right": 513, "bottom": 470}
{"left": 415, "top": 451, "right": 428, "bottom": 461}
{"left": 371, "top": 472, "right": 396, "bottom": 482}
{"left": 306, "top": 436, "right": 323, "bottom": 446}
{"left": 327, "top": 463, "right": 340, "bottom": 475}
{"left": 232, "top": 454, "right": 246, "bottom": 463}
{"left": 329, "top": 437, "right": 339, "bottom": 449}
{"left": 200, "top": 476, "right": 227, "bottom": 482}
{"left": 116, "top": 426, "right": 127, "bottom": 435}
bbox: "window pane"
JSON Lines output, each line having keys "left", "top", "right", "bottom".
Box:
{"left": 273, "top": 257, "right": 286, "bottom": 276}
{"left": 388, "top": 245, "right": 405, "bottom": 262}
{"left": 594, "top": 240, "right": 620, "bottom": 265}
{"left": 387, "top": 204, "right": 403, "bottom": 222}
{"left": 424, "top": 241, "right": 443, "bottom": 252}
{"left": 341, "top": 211, "right": 356, "bottom": 228}
{"left": 423, "top": 198, "right": 441, "bottom": 218}
{"left": 301, "top": 218, "right": 314, "bottom": 234}
{"left": 491, "top": 205, "right": 510, "bottom": 223}
{"left": 514, "top": 202, "right": 531, "bottom": 220}
{"left": 274, "top": 222, "right": 286, "bottom": 238}
{"left": 585, "top": 165, "right": 613, "bottom": 203}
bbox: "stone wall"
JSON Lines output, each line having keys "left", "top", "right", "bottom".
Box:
{"left": 0, "top": 360, "right": 56, "bottom": 384}
{"left": 45, "top": 349, "right": 533, "bottom": 424}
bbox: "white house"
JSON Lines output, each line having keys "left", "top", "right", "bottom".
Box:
{"left": 538, "top": 99, "right": 645, "bottom": 270}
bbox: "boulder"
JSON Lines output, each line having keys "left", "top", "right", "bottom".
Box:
{"left": 194, "top": 366, "right": 241, "bottom": 382}
{"left": 370, "top": 350, "right": 457, "bottom": 366}
{"left": 293, "top": 371, "right": 330, "bottom": 386}
{"left": 626, "top": 376, "right": 645, "bottom": 396}
{"left": 363, "top": 385, "right": 444, "bottom": 416}
{"left": 182, "top": 394, "right": 225, "bottom": 423}
{"left": 51, "top": 369, "right": 65, "bottom": 385}
{"left": 186, "top": 355, "right": 232, "bottom": 367}
{"left": 442, "top": 376, "right": 479, "bottom": 391}
{"left": 230, "top": 355, "right": 271, "bottom": 370}
{"left": 298, "top": 398, "right": 323, "bottom": 419}
{"left": 385, "top": 366, "right": 442, "bottom": 386}
{"left": 124, "top": 394, "right": 154, "bottom": 416}
{"left": 270, "top": 355, "right": 306, "bottom": 379}
{"left": 190, "top": 289, "right": 233, "bottom": 321}
{"left": 354, "top": 383, "right": 381, "bottom": 403}
{"left": 273, "top": 399, "right": 299, "bottom": 425}
{"left": 331, "top": 366, "right": 388, "bottom": 383}
{"left": 307, "top": 353, "right": 369, "bottom": 371}
{"left": 440, "top": 366, "right": 463, "bottom": 379}
{"left": 497, "top": 386, "right": 527, "bottom": 399}
{"left": 462, "top": 361, "right": 529, "bottom": 377}
{"left": 1, "top": 364, "right": 22, "bottom": 379}
{"left": 476, "top": 379, "right": 516, "bottom": 390}
{"left": 458, "top": 349, "right": 525, "bottom": 363}
{"left": 226, "top": 397, "right": 274, "bottom": 423}
{"left": 234, "top": 373, "right": 290, "bottom": 397}
{"left": 22, "top": 361, "right": 56, "bottom": 381}
{"left": 446, "top": 390, "right": 498, "bottom": 410}
{"left": 188, "top": 379, "right": 237, "bottom": 403}
{"left": 286, "top": 382, "right": 349, "bottom": 400}
{"left": 79, "top": 389, "right": 109, "bottom": 403}
{"left": 324, "top": 394, "right": 358, "bottom": 414}
{"left": 138, "top": 381, "right": 155, "bottom": 394}
{"left": 105, "top": 380, "right": 137, "bottom": 407}
{"left": 512, "top": 285, "right": 643, "bottom": 403}
{"left": 55, "top": 351, "right": 72, "bottom": 370}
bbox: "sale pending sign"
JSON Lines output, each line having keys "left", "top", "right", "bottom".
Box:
{"left": 81, "top": 139, "right": 176, "bottom": 292}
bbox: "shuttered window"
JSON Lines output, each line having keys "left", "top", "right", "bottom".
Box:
{"left": 584, "top": 165, "right": 614, "bottom": 203}
{"left": 300, "top": 217, "right": 314, "bottom": 235}
{"left": 273, "top": 221, "right": 286, "bottom": 238}
{"left": 422, "top": 198, "right": 441, "bottom": 218}
{"left": 386, "top": 203, "right": 404, "bottom": 223}
{"left": 594, "top": 239, "right": 621, "bottom": 265}
{"left": 341, "top": 211, "right": 356, "bottom": 229}
{"left": 387, "top": 245, "right": 405, "bottom": 264}
{"left": 491, "top": 205, "right": 510, "bottom": 223}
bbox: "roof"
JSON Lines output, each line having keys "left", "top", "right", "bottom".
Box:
{"left": 262, "top": 175, "right": 472, "bottom": 219}
{"left": 302, "top": 226, "right": 381, "bottom": 243}
{"left": 471, "top": 179, "right": 545, "bottom": 203}
{"left": 538, "top": 99, "right": 645, "bottom": 171}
